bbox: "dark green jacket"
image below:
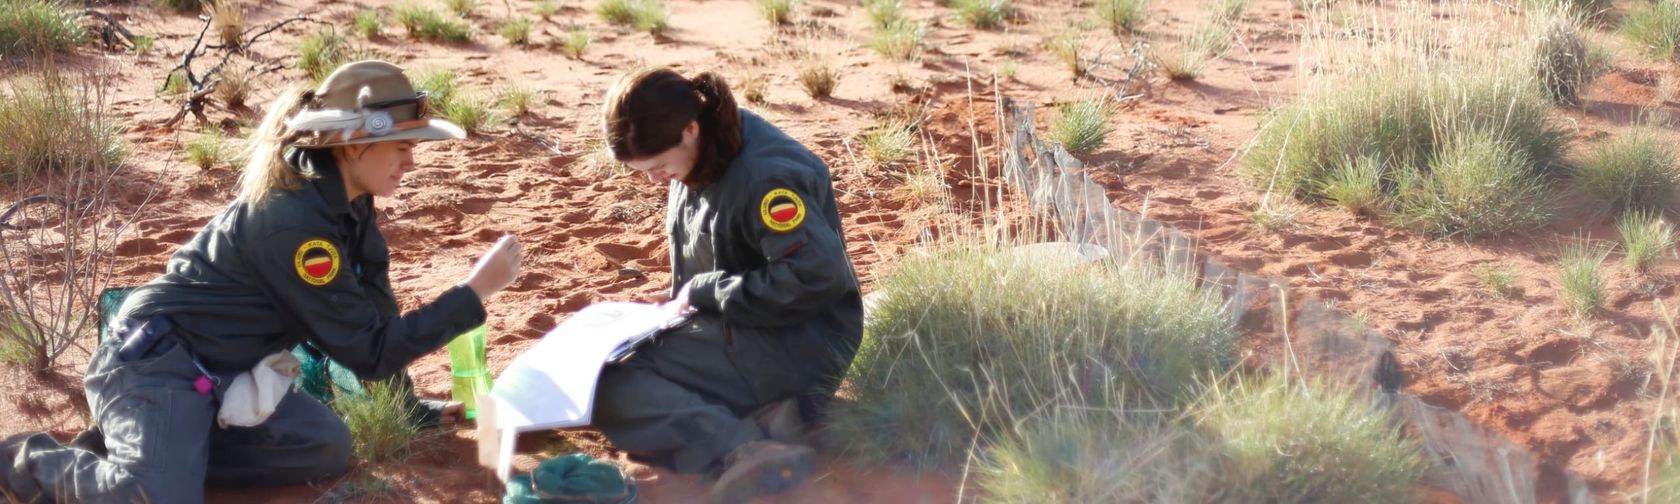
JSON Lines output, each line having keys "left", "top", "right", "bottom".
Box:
{"left": 118, "top": 149, "right": 486, "bottom": 377}
{"left": 672, "top": 109, "right": 863, "bottom": 390}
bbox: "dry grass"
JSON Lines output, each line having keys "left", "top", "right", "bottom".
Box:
{"left": 206, "top": 0, "right": 244, "bottom": 49}
{"left": 0, "top": 0, "right": 88, "bottom": 57}
{"left": 797, "top": 60, "right": 840, "bottom": 99}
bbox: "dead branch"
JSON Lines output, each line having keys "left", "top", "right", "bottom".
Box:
{"left": 82, "top": 10, "right": 137, "bottom": 48}
{"left": 162, "top": 14, "right": 322, "bottom": 129}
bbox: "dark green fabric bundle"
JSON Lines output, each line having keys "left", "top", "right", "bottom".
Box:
{"left": 504, "top": 454, "right": 637, "bottom": 504}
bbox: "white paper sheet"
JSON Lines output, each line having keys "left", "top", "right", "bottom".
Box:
{"left": 487, "top": 301, "right": 688, "bottom": 480}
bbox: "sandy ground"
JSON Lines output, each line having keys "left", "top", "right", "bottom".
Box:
{"left": 3, "top": 0, "right": 1679, "bottom": 502}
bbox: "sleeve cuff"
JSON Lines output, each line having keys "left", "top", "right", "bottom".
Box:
{"left": 438, "top": 284, "right": 489, "bottom": 332}
{"left": 686, "top": 271, "right": 728, "bottom": 314}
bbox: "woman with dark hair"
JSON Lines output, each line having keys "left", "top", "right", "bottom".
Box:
{"left": 595, "top": 67, "right": 862, "bottom": 503}
{"left": 0, "top": 60, "right": 522, "bottom": 503}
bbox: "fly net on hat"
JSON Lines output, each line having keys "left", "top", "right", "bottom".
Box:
{"left": 285, "top": 60, "right": 466, "bottom": 148}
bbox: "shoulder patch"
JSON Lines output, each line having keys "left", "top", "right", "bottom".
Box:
{"left": 293, "top": 239, "right": 341, "bottom": 286}
{"left": 759, "top": 187, "right": 807, "bottom": 233}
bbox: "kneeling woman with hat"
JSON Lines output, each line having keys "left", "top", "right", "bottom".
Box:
{"left": 0, "top": 60, "right": 522, "bottom": 503}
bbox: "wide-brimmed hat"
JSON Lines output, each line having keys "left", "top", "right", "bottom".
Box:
{"left": 286, "top": 60, "right": 466, "bottom": 148}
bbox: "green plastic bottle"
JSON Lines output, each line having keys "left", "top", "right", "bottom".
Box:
{"left": 446, "top": 324, "right": 493, "bottom": 420}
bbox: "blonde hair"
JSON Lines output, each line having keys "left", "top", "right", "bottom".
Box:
{"left": 236, "top": 86, "right": 315, "bottom": 206}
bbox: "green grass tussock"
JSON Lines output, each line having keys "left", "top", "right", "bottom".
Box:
{"left": 826, "top": 242, "right": 1235, "bottom": 468}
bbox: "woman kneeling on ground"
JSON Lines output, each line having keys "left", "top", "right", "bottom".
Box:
{"left": 0, "top": 60, "right": 522, "bottom": 503}
{"left": 593, "top": 68, "right": 864, "bottom": 503}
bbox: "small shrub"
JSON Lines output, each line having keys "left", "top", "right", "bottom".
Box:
{"left": 131, "top": 35, "right": 156, "bottom": 55}
{"left": 597, "top": 0, "right": 668, "bottom": 35}
{"left": 1153, "top": 20, "right": 1234, "bottom": 80}
{"left": 1558, "top": 237, "right": 1609, "bottom": 318}
{"left": 1577, "top": 129, "right": 1680, "bottom": 212}
{"left": 797, "top": 61, "right": 839, "bottom": 99}
{"left": 161, "top": 70, "right": 189, "bottom": 96}
{"left": 864, "top": 0, "right": 902, "bottom": 28}
{"left": 739, "top": 72, "right": 768, "bottom": 104}
{"left": 444, "top": 0, "right": 477, "bottom": 18}
{"left": 297, "top": 28, "right": 357, "bottom": 82}
{"left": 1618, "top": 209, "right": 1676, "bottom": 275}
{"left": 1049, "top": 33, "right": 1086, "bottom": 78}
{"left": 827, "top": 242, "right": 1235, "bottom": 468}
{"left": 1048, "top": 98, "right": 1112, "bottom": 155}
{"left": 355, "top": 9, "right": 383, "bottom": 38}
{"left": 1472, "top": 263, "right": 1520, "bottom": 298}
{"left": 184, "top": 129, "right": 232, "bottom": 170}
{"left": 1196, "top": 376, "right": 1427, "bottom": 503}
{"left": 1623, "top": 0, "right": 1680, "bottom": 60}
{"left": 206, "top": 0, "right": 244, "bottom": 49}
{"left": 500, "top": 17, "right": 533, "bottom": 45}
{"left": 498, "top": 84, "right": 537, "bottom": 116}
{"left": 333, "top": 378, "right": 420, "bottom": 463}
{"left": 1094, "top": 0, "right": 1149, "bottom": 35}
{"left": 999, "top": 59, "right": 1018, "bottom": 80}
{"left": 869, "top": 19, "right": 924, "bottom": 61}
{"left": 534, "top": 0, "right": 559, "bottom": 20}
{"left": 1318, "top": 155, "right": 1383, "bottom": 215}
{"left": 0, "top": 0, "right": 88, "bottom": 57}
{"left": 757, "top": 0, "right": 795, "bottom": 26}
{"left": 951, "top": 0, "right": 1012, "bottom": 29}
{"left": 1534, "top": 16, "right": 1608, "bottom": 106}
{"left": 213, "top": 63, "right": 254, "bottom": 109}
{"left": 393, "top": 4, "right": 473, "bottom": 42}
{"left": 859, "top": 120, "right": 914, "bottom": 168}
{"left": 559, "top": 26, "right": 592, "bottom": 58}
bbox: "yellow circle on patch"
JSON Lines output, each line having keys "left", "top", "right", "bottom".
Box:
{"left": 293, "top": 239, "right": 341, "bottom": 287}
{"left": 759, "top": 188, "right": 806, "bottom": 233}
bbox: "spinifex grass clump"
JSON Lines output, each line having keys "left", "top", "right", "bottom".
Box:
{"left": 332, "top": 378, "right": 420, "bottom": 463}
{"left": 827, "top": 242, "right": 1235, "bottom": 468}
{"left": 1577, "top": 128, "right": 1679, "bottom": 213}
{"left": 1153, "top": 19, "right": 1235, "bottom": 80}
{"left": 1558, "top": 237, "right": 1609, "bottom": 318}
{"left": 1195, "top": 376, "right": 1427, "bottom": 503}
{"left": 1049, "top": 98, "right": 1112, "bottom": 154}
{"left": 1245, "top": 68, "right": 1567, "bottom": 237}
{"left": 859, "top": 119, "right": 914, "bottom": 168}
{"left": 0, "top": 0, "right": 88, "bottom": 57}
{"left": 1393, "top": 131, "right": 1553, "bottom": 237}
{"left": 1532, "top": 12, "right": 1608, "bottom": 106}
{"left": 1623, "top": 0, "right": 1680, "bottom": 60}
{"left": 952, "top": 0, "right": 1011, "bottom": 29}
{"left": 393, "top": 3, "right": 472, "bottom": 42}
{"left": 757, "top": 0, "right": 795, "bottom": 26}
{"left": 297, "top": 28, "right": 361, "bottom": 81}
{"left": 1094, "top": 0, "right": 1148, "bottom": 35}
{"left": 0, "top": 75, "right": 124, "bottom": 181}
{"left": 870, "top": 19, "right": 924, "bottom": 61}
{"left": 976, "top": 403, "right": 1224, "bottom": 502}
{"left": 597, "top": 0, "right": 668, "bottom": 35}
{"left": 1619, "top": 210, "right": 1677, "bottom": 275}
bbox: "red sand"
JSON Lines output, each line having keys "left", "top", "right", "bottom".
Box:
{"left": 3, "top": 0, "right": 1678, "bottom": 502}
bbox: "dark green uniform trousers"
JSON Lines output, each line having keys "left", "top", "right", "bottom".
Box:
{"left": 592, "top": 316, "right": 808, "bottom": 474}
{"left": 3, "top": 334, "right": 351, "bottom": 503}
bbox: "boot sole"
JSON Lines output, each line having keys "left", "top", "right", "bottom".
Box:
{"left": 708, "top": 446, "right": 815, "bottom": 504}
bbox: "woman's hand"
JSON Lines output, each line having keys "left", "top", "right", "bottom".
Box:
{"left": 464, "top": 234, "right": 521, "bottom": 299}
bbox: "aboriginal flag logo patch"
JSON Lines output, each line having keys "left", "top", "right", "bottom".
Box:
{"left": 293, "top": 239, "right": 341, "bottom": 286}
{"left": 759, "top": 188, "right": 806, "bottom": 233}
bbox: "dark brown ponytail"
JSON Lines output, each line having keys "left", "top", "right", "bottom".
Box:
{"left": 602, "top": 68, "right": 743, "bottom": 186}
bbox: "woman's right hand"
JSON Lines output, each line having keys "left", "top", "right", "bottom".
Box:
{"left": 464, "top": 234, "right": 522, "bottom": 299}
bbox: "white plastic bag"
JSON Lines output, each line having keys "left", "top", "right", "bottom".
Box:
{"left": 217, "top": 351, "right": 301, "bottom": 428}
